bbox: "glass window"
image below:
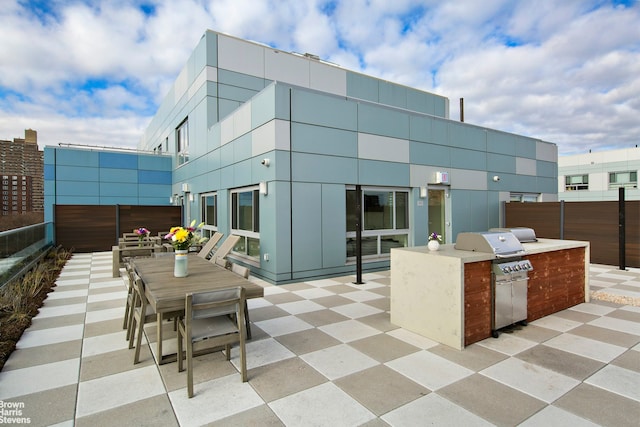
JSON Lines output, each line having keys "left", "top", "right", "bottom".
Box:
{"left": 609, "top": 171, "right": 638, "bottom": 189}
{"left": 201, "top": 193, "right": 218, "bottom": 235}
{"left": 510, "top": 193, "right": 539, "bottom": 203}
{"left": 231, "top": 187, "right": 260, "bottom": 259}
{"left": 346, "top": 187, "right": 409, "bottom": 259}
{"left": 565, "top": 174, "right": 588, "bottom": 191}
{"left": 176, "top": 118, "right": 189, "bottom": 165}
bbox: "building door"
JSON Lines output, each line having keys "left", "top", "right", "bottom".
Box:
{"left": 428, "top": 187, "right": 450, "bottom": 243}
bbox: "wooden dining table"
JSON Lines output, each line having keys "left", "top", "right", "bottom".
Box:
{"left": 131, "top": 254, "right": 264, "bottom": 364}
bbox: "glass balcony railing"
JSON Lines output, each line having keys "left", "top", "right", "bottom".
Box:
{"left": 0, "top": 222, "right": 54, "bottom": 286}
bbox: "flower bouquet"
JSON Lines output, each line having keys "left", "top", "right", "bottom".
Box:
{"left": 428, "top": 232, "right": 442, "bottom": 251}
{"left": 164, "top": 220, "right": 208, "bottom": 278}
{"left": 134, "top": 227, "right": 150, "bottom": 246}
{"left": 164, "top": 220, "right": 208, "bottom": 251}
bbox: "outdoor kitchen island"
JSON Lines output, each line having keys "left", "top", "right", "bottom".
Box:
{"left": 390, "top": 237, "right": 590, "bottom": 350}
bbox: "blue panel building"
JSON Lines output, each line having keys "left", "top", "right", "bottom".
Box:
{"left": 47, "top": 30, "right": 559, "bottom": 284}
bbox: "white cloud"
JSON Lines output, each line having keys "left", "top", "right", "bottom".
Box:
{"left": 0, "top": 0, "right": 638, "bottom": 155}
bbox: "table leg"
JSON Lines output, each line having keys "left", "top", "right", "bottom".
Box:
{"left": 156, "top": 313, "right": 163, "bottom": 364}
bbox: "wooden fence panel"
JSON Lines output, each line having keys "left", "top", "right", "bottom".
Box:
{"left": 504, "top": 202, "right": 562, "bottom": 238}
{"left": 505, "top": 201, "right": 640, "bottom": 268}
{"left": 55, "top": 205, "right": 117, "bottom": 252}
{"left": 55, "top": 205, "right": 182, "bottom": 252}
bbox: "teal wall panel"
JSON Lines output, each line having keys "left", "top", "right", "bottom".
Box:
{"left": 321, "top": 184, "right": 347, "bottom": 268}
{"left": 274, "top": 84, "right": 291, "bottom": 121}
{"left": 56, "top": 149, "right": 99, "bottom": 167}
{"left": 100, "top": 168, "right": 137, "bottom": 183}
{"left": 56, "top": 166, "right": 99, "bottom": 181}
{"left": 410, "top": 141, "right": 450, "bottom": 166}
{"left": 138, "top": 155, "right": 172, "bottom": 171}
{"left": 291, "top": 153, "right": 357, "bottom": 184}
{"left": 206, "top": 31, "right": 217, "bottom": 66}
{"left": 100, "top": 182, "right": 137, "bottom": 197}
{"left": 407, "top": 89, "right": 436, "bottom": 116}
{"left": 56, "top": 181, "right": 99, "bottom": 196}
{"left": 379, "top": 81, "right": 407, "bottom": 109}
{"left": 431, "top": 119, "right": 448, "bottom": 145}
{"left": 450, "top": 148, "right": 486, "bottom": 170}
{"left": 358, "top": 160, "right": 409, "bottom": 186}
{"left": 292, "top": 182, "right": 323, "bottom": 271}
{"left": 487, "top": 131, "right": 516, "bottom": 155}
{"left": 291, "top": 89, "right": 357, "bottom": 131}
{"left": 537, "top": 160, "right": 557, "bottom": 178}
{"left": 291, "top": 123, "right": 357, "bottom": 157}
{"left": 410, "top": 115, "right": 432, "bottom": 143}
{"left": 99, "top": 152, "right": 137, "bottom": 169}
{"left": 449, "top": 123, "right": 486, "bottom": 151}
{"left": 487, "top": 153, "right": 516, "bottom": 174}
{"left": 516, "top": 136, "right": 537, "bottom": 158}
{"left": 219, "top": 99, "right": 242, "bottom": 119}
{"left": 234, "top": 134, "right": 252, "bottom": 162}
{"left": 218, "top": 83, "right": 259, "bottom": 103}
{"left": 357, "top": 103, "right": 409, "bottom": 139}
{"left": 56, "top": 195, "right": 99, "bottom": 205}
{"left": 218, "top": 69, "right": 266, "bottom": 91}
{"left": 346, "top": 72, "right": 378, "bottom": 102}
{"left": 251, "top": 84, "right": 276, "bottom": 129}
{"left": 451, "top": 190, "right": 489, "bottom": 233}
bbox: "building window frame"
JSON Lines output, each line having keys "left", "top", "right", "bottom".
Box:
{"left": 510, "top": 193, "right": 540, "bottom": 203}
{"left": 201, "top": 192, "right": 218, "bottom": 237}
{"left": 176, "top": 118, "right": 189, "bottom": 165}
{"left": 346, "top": 186, "right": 410, "bottom": 261}
{"left": 230, "top": 186, "right": 260, "bottom": 260}
{"left": 608, "top": 170, "right": 637, "bottom": 190}
{"left": 565, "top": 174, "right": 589, "bottom": 191}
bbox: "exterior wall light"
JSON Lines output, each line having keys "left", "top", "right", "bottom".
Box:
{"left": 259, "top": 181, "right": 268, "bottom": 195}
{"left": 419, "top": 187, "right": 427, "bottom": 198}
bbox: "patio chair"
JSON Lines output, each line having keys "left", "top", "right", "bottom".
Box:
{"left": 214, "top": 257, "right": 229, "bottom": 269}
{"left": 122, "top": 263, "right": 137, "bottom": 340}
{"left": 177, "top": 287, "right": 247, "bottom": 398}
{"left": 128, "top": 274, "right": 180, "bottom": 364}
{"left": 197, "top": 232, "right": 224, "bottom": 259}
{"left": 228, "top": 262, "right": 253, "bottom": 339}
{"left": 208, "top": 234, "right": 241, "bottom": 265}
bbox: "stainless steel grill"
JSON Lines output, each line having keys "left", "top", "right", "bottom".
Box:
{"left": 455, "top": 231, "right": 534, "bottom": 337}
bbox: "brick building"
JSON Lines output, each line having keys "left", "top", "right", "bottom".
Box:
{"left": 0, "top": 129, "right": 44, "bottom": 215}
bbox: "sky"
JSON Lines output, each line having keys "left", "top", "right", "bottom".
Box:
{"left": 1, "top": 0, "right": 639, "bottom": 156}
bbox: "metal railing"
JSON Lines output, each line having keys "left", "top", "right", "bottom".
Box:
{"left": 0, "top": 222, "right": 54, "bottom": 287}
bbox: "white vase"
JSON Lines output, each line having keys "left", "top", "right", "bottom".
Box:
{"left": 174, "top": 249, "right": 189, "bottom": 277}
{"left": 428, "top": 240, "right": 440, "bottom": 251}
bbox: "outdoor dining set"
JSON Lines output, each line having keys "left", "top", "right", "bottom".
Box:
{"left": 115, "top": 230, "right": 264, "bottom": 398}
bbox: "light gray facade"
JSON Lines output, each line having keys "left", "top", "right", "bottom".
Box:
{"left": 559, "top": 148, "right": 640, "bottom": 201}
{"left": 139, "top": 30, "right": 558, "bottom": 283}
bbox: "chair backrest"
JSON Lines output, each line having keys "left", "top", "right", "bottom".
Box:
{"left": 209, "top": 234, "right": 241, "bottom": 264}
{"left": 131, "top": 274, "right": 147, "bottom": 310}
{"left": 197, "top": 232, "right": 224, "bottom": 259}
{"left": 214, "top": 257, "right": 229, "bottom": 269}
{"left": 187, "top": 287, "right": 245, "bottom": 320}
{"left": 230, "top": 262, "right": 250, "bottom": 279}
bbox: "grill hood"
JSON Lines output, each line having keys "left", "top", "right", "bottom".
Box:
{"left": 454, "top": 231, "right": 527, "bottom": 258}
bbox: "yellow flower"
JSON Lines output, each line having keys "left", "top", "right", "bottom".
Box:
{"left": 173, "top": 228, "right": 190, "bottom": 242}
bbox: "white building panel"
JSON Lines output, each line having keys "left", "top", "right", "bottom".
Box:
{"left": 174, "top": 67, "right": 188, "bottom": 104}
{"left": 310, "top": 61, "right": 347, "bottom": 96}
{"left": 451, "top": 168, "right": 488, "bottom": 191}
{"left": 358, "top": 133, "right": 409, "bottom": 163}
{"left": 218, "top": 35, "right": 265, "bottom": 78}
{"left": 265, "top": 50, "right": 310, "bottom": 87}
{"left": 516, "top": 157, "right": 537, "bottom": 176}
{"left": 220, "top": 115, "right": 234, "bottom": 146}
{"left": 536, "top": 140, "right": 557, "bottom": 162}
{"left": 233, "top": 102, "right": 252, "bottom": 139}
{"left": 252, "top": 119, "right": 290, "bottom": 156}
